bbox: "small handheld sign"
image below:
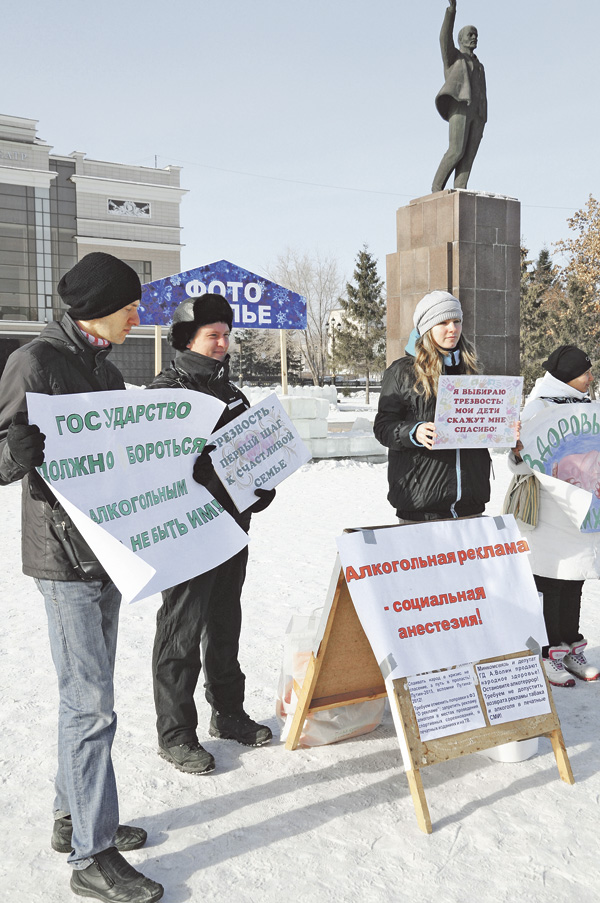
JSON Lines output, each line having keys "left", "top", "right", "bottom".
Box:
{"left": 209, "top": 393, "right": 311, "bottom": 512}
{"left": 433, "top": 375, "right": 522, "bottom": 448}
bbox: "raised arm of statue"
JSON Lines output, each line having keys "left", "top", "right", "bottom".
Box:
{"left": 440, "top": 1, "right": 458, "bottom": 74}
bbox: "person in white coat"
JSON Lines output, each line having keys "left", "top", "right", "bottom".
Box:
{"left": 510, "top": 345, "right": 600, "bottom": 687}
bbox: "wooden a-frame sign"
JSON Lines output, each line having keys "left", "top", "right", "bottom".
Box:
{"left": 285, "top": 546, "right": 575, "bottom": 833}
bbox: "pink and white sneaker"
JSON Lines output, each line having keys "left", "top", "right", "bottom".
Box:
{"left": 543, "top": 645, "right": 576, "bottom": 688}
{"left": 563, "top": 640, "right": 600, "bottom": 681}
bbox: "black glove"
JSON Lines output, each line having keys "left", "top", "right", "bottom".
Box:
{"left": 7, "top": 412, "right": 45, "bottom": 470}
{"left": 248, "top": 487, "right": 276, "bottom": 513}
{"left": 192, "top": 443, "right": 216, "bottom": 486}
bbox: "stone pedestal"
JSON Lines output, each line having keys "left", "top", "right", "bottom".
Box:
{"left": 386, "top": 189, "right": 520, "bottom": 374}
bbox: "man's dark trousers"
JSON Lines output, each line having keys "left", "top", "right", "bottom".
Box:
{"left": 153, "top": 547, "right": 248, "bottom": 746}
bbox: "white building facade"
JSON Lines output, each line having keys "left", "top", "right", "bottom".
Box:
{"left": 0, "top": 113, "right": 186, "bottom": 383}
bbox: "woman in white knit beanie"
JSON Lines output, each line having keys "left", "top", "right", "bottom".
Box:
{"left": 374, "top": 290, "right": 490, "bottom": 521}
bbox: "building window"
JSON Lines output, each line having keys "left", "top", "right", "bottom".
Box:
{"left": 108, "top": 199, "right": 151, "bottom": 218}
{"left": 122, "top": 259, "right": 152, "bottom": 284}
{"left": 0, "top": 184, "right": 36, "bottom": 320}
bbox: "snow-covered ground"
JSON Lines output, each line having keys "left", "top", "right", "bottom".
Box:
{"left": 2, "top": 437, "right": 599, "bottom": 902}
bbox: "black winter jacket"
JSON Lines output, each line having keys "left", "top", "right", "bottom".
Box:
{"left": 374, "top": 355, "right": 491, "bottom": 520}
{"left": 148, "top": 350, "right": 252, "bottom": 531}
{"left": 0, "top": 315, "right": 125, "bottom": 579}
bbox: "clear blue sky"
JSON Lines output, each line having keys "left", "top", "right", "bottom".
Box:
{"left": 4, "top": 0, "right": 596, "bottom": 283}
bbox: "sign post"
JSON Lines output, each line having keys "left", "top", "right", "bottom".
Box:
{"left": 154, "top": 324, "right": 162, "bottom": 376}
{"left": 279, "top": 330, "right": 288, "bottom": 395}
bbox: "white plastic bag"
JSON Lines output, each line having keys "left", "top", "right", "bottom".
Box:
{"left": 276, "top": 611, "right": 385, "bottom": 746}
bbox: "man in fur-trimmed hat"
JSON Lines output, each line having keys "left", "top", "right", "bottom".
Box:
{"left": 0, "top": 253, "right": 164, "bottom": 903}
{"left": 148, "top": 293, "right": 274, "bottom": 776}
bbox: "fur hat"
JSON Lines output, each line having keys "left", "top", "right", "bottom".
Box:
{"left": 413, "top": 290, "right": 462, "bottom": 337}
{"left": 58, "top": 253, "right": 141, "bottom": 319}
{"left": 543, "top": 345, "right": 591, "bottom": 383}
{"left": 169, "top": 293, "right": 234, "bottom": 350}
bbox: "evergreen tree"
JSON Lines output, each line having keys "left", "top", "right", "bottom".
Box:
{"left": 520, "top": 247, "right": 555, "bottom": 394}
{"left": 330, "top": 245, "right": 386, "bottom": 403}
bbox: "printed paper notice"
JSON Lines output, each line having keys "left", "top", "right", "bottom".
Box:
{"left": 476, "top": 656, "right": 550, "bottom": 724}
{"left": 408, "top": 666, "right": 485, "bottom": 740}
{"left": 209, "top": 393, "right": 311, "bottom": 512}
{"left": 433, "top": 375, "right": 523, "bottom": 449}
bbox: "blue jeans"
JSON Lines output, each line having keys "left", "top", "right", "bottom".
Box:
{"left": 35, "top": 578, "right": 121, "bottom": 868}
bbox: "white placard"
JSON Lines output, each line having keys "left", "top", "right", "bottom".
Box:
{"left": 27, "top": 388, "right": 249, "bottom": 603}
{"left": 476, "top": 657, "right": 551, "bottom": 724}
{"left": 209, "top": 393, "right": 311, "bottom": 512}
{"left": 520, "top": 403, "right": 600, "bottom": 532}
{"left": 433, "top": 375, "right": 523, "bottom": 449}
{"left": 407, "top": 666, "right": 486, "bottom": 740}
{"left": 336, "top": 516, "right": 547, "bottom": 680}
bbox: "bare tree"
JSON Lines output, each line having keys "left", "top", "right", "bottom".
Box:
{"left": 266, "top": 249, "right": 345, "bottom": 385}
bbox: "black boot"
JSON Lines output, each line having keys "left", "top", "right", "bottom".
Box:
{"left": 52, "top": 816, "right": 147, "bottom": 853}
{"left": 158, "top": 738, "right": 215, "bottom": 774}
{"left": 70, "top": 846, "right": 163, "bottom": 902}
{"left": 209, "top": 710, "right": 272, "bottom": 746}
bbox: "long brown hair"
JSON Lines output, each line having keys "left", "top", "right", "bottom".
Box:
{"left": 413, "top": 331, "right": 481, "bottom": 400}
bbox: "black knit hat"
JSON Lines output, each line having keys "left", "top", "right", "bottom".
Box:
{"left": 58, "top": 253, "right": 142, "bottom": 320}
{"left": 169, "top": 294, "right": 234, "bottom": 350}
{"left": 543, "top": 345, "right": 591, "bottom": 383}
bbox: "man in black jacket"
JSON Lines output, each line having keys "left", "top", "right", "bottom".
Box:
{"left": 0, "top": 253, "right": 163, "bottom": 903}
{"left": 149, "top": 294, "right": 274, "bottom": 775}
